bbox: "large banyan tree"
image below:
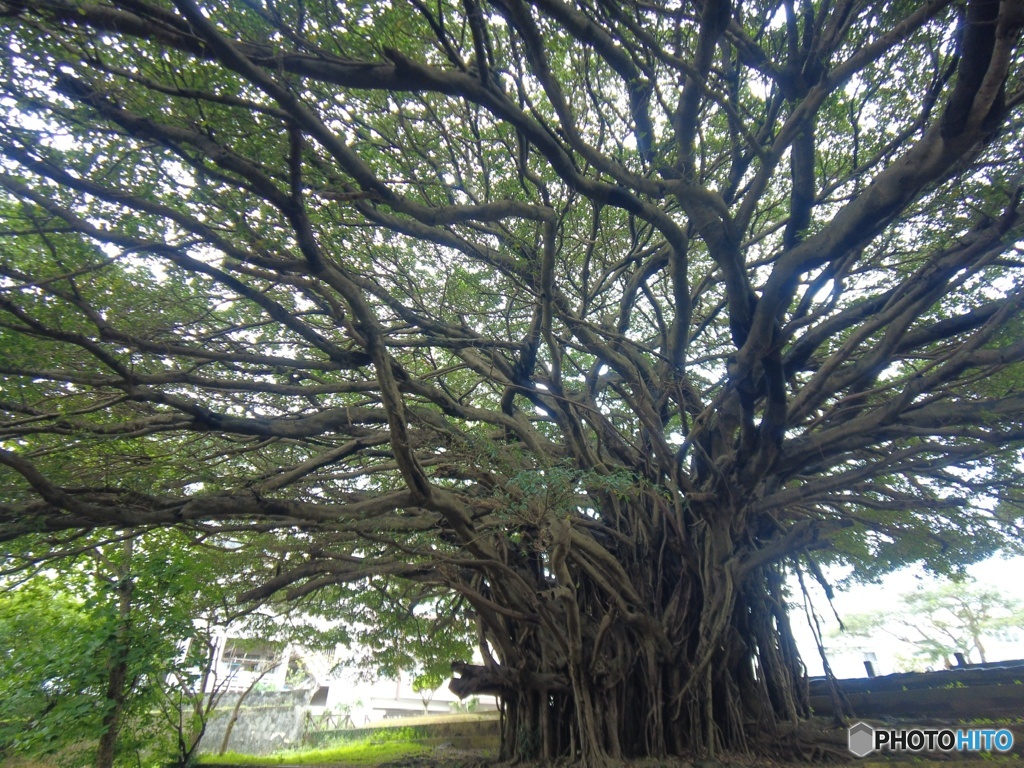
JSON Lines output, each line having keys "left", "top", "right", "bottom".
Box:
{"left": 1, "top": 0, "right": 1024, "bottom": 762}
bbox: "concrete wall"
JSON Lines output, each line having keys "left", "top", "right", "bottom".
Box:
{"left": 200, "top": 689, "right": 313, "bottom": 756}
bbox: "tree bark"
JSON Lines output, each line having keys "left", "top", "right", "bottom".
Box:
{"left": 450, "top": 503, "right": 813, "bottom": 764}
{"left": 2, "top": 1, "right": 1023, "bottom": 765}
{"left": 218, "top": 652, "right": 284, "bottom": 755}
{"left": 96, "top": 541, "right": 135, "bottom": 768}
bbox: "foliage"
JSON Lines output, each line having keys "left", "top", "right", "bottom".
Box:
{"left": 0, "top": 531, "right": 268, "bottom": 766}
{"left": 0, "top": 542, "right": 183, "bottom": 766}
{"left": 451, "top": 696, "right": 481, "bottom": 714}
{"left": 0, "top": 580, "right": 106, "bottom": 763}
{"left": 837, "top": 578, "right": 1024, "bottom": 671}
{"left": 1, "top": 0, "right": 1023, "bottom": 763}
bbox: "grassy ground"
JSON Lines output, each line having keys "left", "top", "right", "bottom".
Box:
{"left": 198, "top": 726, "right": 461, "bottom": 766}
{"left": 2, "top": 716, "right": 497, "bottom": 768}
{"left": 199, "top": 740, "right": 430, "bottom": 766}
{"left": 1, "top": 730, "right": 436, "bottom": 768}
{"left": 10, "top": 714, "right": 1020, "bottom": 767}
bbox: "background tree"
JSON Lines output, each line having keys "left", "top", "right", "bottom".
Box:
{"left": 837, "top": 579, "right": 1024, "bottom": 671}
{"left": 1, "top": 0, "right": 1023, "bottom": 764}
{"left": 0, "top": 536, "right": 191, "bottom": 767}
{"left": 0, "top": 530, "right": 275, "bottom": 767}
{"left": 0, "top": 578, "right": 107, "bottom": 765}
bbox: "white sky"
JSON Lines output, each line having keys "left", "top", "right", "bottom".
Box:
{"left": 793, "top": 553, "right": 1024, "bottom": 678}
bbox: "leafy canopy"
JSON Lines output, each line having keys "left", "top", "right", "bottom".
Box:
{"left": 0, "top": 0, "right": 1023, "bottom": 759}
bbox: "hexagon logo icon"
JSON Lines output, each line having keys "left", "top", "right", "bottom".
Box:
{"left": 849, "top": 722, "right": 875, "bottom": 757}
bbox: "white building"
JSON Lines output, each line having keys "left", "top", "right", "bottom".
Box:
{"left": 202, "top": 629, "right": 496, "bottom": 722}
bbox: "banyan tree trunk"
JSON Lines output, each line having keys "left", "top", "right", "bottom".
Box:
{"left": 450, "top": 504, "right": 813, "bottom": 765}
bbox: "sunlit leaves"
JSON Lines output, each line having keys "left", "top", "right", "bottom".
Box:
{"left": 0, "top": 2, "right": 1022, "bottom": 755}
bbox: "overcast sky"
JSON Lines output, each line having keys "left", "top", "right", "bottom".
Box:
{"left": 792, "top": 553, "right": 1024, "bottom": 678}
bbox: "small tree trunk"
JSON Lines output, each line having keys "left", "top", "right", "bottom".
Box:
{"left": 96, "top": 652, "right": 130, "bottom": 768}
{"left": 96, "top": 541, "right": 135, "bottom": 768}
{"left": 178, "top": 682, "right": 212, "bottom": 766}
{"left": 218, "top": 654, "right": 282, "bottom": 755}
{"left": 217, "top": 695, "right": 245, "bottom": 756}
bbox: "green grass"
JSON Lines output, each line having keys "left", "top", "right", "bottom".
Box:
{"left": 198, "top": 730, "right": 430, "bottom": 766}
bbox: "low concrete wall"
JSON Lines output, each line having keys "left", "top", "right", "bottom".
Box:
{"left": 200, "top": 689, "right": 313, "bottom": 756}
{"left": 809, "top": 663, "right": 1024, "bottom": 720}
